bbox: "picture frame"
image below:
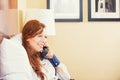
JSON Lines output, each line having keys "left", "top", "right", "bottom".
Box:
{"left": 88, "top": 0, "right": 120, "bottom": 21}
{"left": 47, "top": 0, "right": 83, "bottom": 22}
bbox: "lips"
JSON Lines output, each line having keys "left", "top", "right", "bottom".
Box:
{"left": 38, "top": 44, "right": 44, "bottom": 49}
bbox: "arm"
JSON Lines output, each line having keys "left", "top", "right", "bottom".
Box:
{"left": 56, "top": 63, "right": 71, "bottom": 80}
{"left": 42, "top": 37, "right": 71, "bottom": 79}
{"left": 48, "top": 55, "right": 71, "bottom": 80}
{"left": 43, "top": 40, "right": 71, "bottom": 79}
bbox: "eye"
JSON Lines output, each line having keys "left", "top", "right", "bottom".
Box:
{"left": 45, "top": 36, "right": 47, "bottom": 38}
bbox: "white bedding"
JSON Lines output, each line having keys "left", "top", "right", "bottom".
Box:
{"left": 0, "top": 35, "right": 33, "bottom": 80}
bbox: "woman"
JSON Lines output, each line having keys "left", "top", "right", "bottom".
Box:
{"left": 22, "top": 20, "right": 71, "bottom": 80}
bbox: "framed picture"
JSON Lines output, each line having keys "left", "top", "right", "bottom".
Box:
{"left": 47, "top": 0, "right": 83, "bottom": 22}
{"left": 88, "top": 0, "right": 120, "bottom": 21}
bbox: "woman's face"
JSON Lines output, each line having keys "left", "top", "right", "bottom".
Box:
{"left": 27, "top": 33, "right": 46, "bottom": 52}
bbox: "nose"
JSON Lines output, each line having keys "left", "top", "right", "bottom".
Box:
{"left": 41, "top": 36, "right": 47, "bottom": 45}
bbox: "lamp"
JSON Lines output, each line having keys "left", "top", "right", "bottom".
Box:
{"left": 24, "top": 9, "right": 56, "bottom": 35}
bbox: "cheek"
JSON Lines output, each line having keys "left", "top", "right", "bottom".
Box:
{"left": 32, "top": 39, "right": 43, "bottom": 52}
{"left": 27, "top": 37, "right": 44, "bottom": 52}
{"left": 28, "top": 40, "right": 39, "bottom": 51}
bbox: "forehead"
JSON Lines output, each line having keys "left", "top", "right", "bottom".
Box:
{"left": 37, "top": 31, "right": 45, "bottom": 36}
{"left": 42, "top": 29, "right": 47, "bottom": 35}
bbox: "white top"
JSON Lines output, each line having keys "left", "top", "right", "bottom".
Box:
{"left": 30, "top": 59, "right": 71, "bottom": 80}
{"left": 0, "top": 34, "right": 71, "bottom": 80}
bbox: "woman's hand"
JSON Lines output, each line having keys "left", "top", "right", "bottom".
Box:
{"left": 45, "top": 43, "right": 54, "bottom": 59}
{"left": 43, "top": 38, "right": 54, "bottom": 59}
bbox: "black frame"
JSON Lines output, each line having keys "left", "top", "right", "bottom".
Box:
{"left": 88, "top": 0, "right": 120, "bottom": 21}
{"left": 47, "top": 0, "right": 83, "bottom": 22}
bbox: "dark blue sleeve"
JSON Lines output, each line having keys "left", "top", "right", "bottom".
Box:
{"left": 48, "top": 55, "right": 60, "bottom": 67}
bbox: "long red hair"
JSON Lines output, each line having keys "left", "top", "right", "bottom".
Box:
{"left": 22, "top": 20, "right": 45, "bottom": 80}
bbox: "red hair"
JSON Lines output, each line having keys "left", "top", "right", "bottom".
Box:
{"left": 22, "top": 20, "right": 45, "bottom": 80}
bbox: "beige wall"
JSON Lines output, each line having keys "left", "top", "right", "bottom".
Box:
{"left": 26, "top": 0, "right": 46, "bottom": 8}
{"left": 26, "top": 0, "right": 120, "bottom": 80}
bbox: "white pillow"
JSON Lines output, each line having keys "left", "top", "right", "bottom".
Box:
{"left": 0, "top": 38, "right": 33, "bottom": 80}
{"left": 10, "top": 33, "right": 22, "bottom": 44}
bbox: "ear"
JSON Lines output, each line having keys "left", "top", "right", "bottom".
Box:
{"left": 26, "top": 38, "right": 30, "bottom": 41}
{"left": 26, "top": 38, "right": 33, "bottom": 42}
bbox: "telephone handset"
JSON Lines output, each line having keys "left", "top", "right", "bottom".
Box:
{"left": 40, "top": 46, "right": 48, "bottom": 59}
